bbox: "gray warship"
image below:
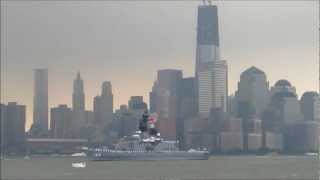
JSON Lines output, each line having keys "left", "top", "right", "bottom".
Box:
{"left": 89, "top": 111, "right": 209, "bottom": 161}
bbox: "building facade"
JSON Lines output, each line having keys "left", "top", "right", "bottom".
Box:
{"left": 300, "top": 91, "right": 320, "bottom": 122}
{"left": 50, "top": 105, "right": 72, "bottom": 138}
{"left": 150, "top": 69, "right": 182, "bottom": 140}
{"left": 1, "top": 102, "right": 26, "bottom": 153}
{"left": 237, "top": 66, "right": 270, "bottom": 117}
{"left": 72, "top": 72, "right": 85, "bottom": 113}
{"left": 195, "top": 5, "right": 228, "bottom": 118}
{"left": 33, "top": 68, "right": 49, "bottom": 134}
{"left": 72, "top": 72, "right": 86, "bottom": 138}
{"left": 94, "top": 81, "right": 113, "bottom": 127}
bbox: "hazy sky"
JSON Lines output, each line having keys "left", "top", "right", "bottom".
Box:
{"left": 1, "top": 1, "right": 319, "bottom": 130}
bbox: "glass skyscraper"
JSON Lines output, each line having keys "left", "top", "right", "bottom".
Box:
{"left": 195, "top": 5, "right": 228, "bottom": 118}
{"left": 33, "top": 68, "right": 48, "bottom": 132}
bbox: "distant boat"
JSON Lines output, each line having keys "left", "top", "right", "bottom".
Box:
{"left": 305, "top": 152, "right": 318, "bottom": 156}
{"left": 71, "top": 152, "right": 87, "bottom": 157}
{"left": 24, "top": 156, "right": 30, "bottom": 160}
{"left": 72, "top": 162, "right": 86, "bottom": 168}
{"left": 88, "top": 111, "right": 209, "bottom": 161}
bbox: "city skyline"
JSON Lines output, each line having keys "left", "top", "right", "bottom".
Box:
{"left": 1, "top": 1, "right": 319, "bottom": 130}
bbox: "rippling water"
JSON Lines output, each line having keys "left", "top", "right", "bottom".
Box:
{"left": 1, "top": 155, "right": 318, "bottom": 180}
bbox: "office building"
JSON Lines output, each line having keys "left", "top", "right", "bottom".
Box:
{"left": 1, "top": 102, "right": 26, "bottom": 153}
{"left": 237, "top": 66, "right": 270, "bottom": 117}
{"left": 195, "top": 5, "right": 228, "bottom": 118}
{"left": 72, "top": 72, "right": 86, "bottom": 138}
{"left": 150, "top": 69, "right": 182, "bottom": 140}
{"left": 50, "top": 105, "right": 72, "bottom": 138}
{"left": 300, "top": 91, "right": 320, "bottom": 121}
{"left": 33, "top": 68, "right": 48, "bottom": 134}
{"left": 94, "top": 81, "right": 114, "bottom": 128}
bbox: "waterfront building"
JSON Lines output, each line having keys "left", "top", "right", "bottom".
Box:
{"left": 246, "top": 116, "right": 263, "bottom": 151}
{"left": 1, "top": 102, "right": 26, "bottom": 153}
{"left": 220, "top": 117, "right": 243, "bottom": 152}
{"left": 50, "top": 105, "right": 72, "bottom": 138}
{"left": 284, "top": 121, "right": 319, "bottom": 153}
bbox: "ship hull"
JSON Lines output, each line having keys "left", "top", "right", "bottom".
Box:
{"left": 90, "top": 151, "right": 209, "bottom": 161}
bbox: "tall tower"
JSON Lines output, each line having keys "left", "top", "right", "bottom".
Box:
{"left": 72, "top": 72, "right": 85, "bottom": 112}
{"left": 71, "top": 72, "right": 86, "bottom": 138}
{"left": 151, "top": 69, "right": 183, "bottom": 140}
{"left": 94, "top": 81, "right": 113, "bottom": 128}
{"left": 33, "top": 68, "right": 48, "bottom": 132}
{"left": 195, "top": 4, "right": 228, "bottom": 118}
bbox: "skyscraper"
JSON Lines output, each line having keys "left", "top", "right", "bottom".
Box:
{"left": 94, "top": 81, "right": 114, "bottom": 128}
{"left": 178, "top": 77, "right": 198, "bottom": 149}
{"left": 150, "top": 69, "right": 182, "bottom": 140}
{"left": 50, "top": 104, "right": 72, "bottom": 138}
{"left": 300, "top": 91, "right": 320, "bottom": 121}
{"left": 128, "top": 96, "right": 147, "bottom": 111}
{"left": 128, "top": 96, "right": 148, "bottom": 119}
{"left": 33, "top": 68, "right": 48, "bottom": 134}
{"left": 237, "top": 66, "right": 270, "bottom": 117}
{"left": 73, "top": 72, "right": 85, "bottom": 112}
{"left": 1, "top": 102, "right": 26, "bottom": 153}
{"left": 71, "top": 72, "right": 86, "bottom": 138}
{"left": 195, "top": 5, "right": 228, "bottom": 118}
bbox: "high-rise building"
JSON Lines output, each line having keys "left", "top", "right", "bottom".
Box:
{"left": 85, "top": 110, "right": 94, "bottom": 125}
{"left": 178, "top": 77, "right": 198, "bottom": 148}
{"left": 150, "top": 69, "right": 182, "bottom": 140}
{"left": 73, "top": 72, "right": 85, "bottom": 112}
{"left": 71, "top": 72, "right": 86, "bottom": 138}
{"left": 1, "top": 102, "right": 26, "bottom": 153}
{"left": 128, "top": 96, "right": 147, "bottom": 112}
{"left": 220, "top": 117, "right": 243, "bottom": 152}
{"left": 284, "top": 121, "right": 319, "bottom": 153}
{"left": 115, "top": 105, "right": 138, "bottom": 138}
{"left": 237, "top": 66, "right": 270, "bottom": 117}
{"left": 0, "top": 104, "right": 6, "bottom": 151}
{"left": 195, "top": 5, "right": 228, "bottom": 118}
{"left": 270, "top": 80, "right": 296, "bottom": 97}
{"left": 264, "top": 80, "right": 301, "bottom": 131}
{"left": 33, "top": 68, "right": 48, "bottom": 134}
{"left": 149, "top": 82, "right": 157, "bottom": 113}
{"left": 262, "top": 80, "right": 302, "bottom": 152}
{"left": 300, "top": 91, "right": 320, "bottom": 121}
{"left": 128, "top": 96, "right": 148, "bottom": 120}
{"left": 50, "top": 105, "right": 72, "bottom": 138}
{"left": 94, "top": 81, "right": 114, "bottom": 128}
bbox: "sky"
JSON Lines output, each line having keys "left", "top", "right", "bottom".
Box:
{"left": 1, "top": 1, "right": 319, "bottom": 130}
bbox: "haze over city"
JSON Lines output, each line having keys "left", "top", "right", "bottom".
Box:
{"left": 1, "top": 1, "right": 319, "bottom": 130}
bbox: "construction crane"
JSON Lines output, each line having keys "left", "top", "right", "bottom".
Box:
{"left": 202, "top": 0, "right": 213, "bottom": 6}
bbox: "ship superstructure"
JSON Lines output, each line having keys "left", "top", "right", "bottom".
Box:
{"left": 89, "top": 110, "right": 209, "bottom": 161}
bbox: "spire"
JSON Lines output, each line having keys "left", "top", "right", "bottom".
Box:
{"left": 76, "top": 71, "right": 81, "bottom": 80}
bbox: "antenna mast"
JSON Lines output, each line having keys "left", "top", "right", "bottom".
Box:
{"left": 202, "top": 0, "right": 206, "bottom": 5}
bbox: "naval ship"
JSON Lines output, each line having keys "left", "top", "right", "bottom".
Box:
{"left": 89, "top": 111, "right": 209, "bottom": 161}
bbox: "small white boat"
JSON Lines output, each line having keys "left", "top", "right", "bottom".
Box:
{"left": 24, "top": 156, "right": 30, "bottom": 160}
{"left": 305, "top": 152, "right": 318, "bottom": 156}
{"left": 71, "top": 152, "right": 87, "bottom": 157}
{"left": 72, "top": 162, "right": 86, "bottom": 168}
